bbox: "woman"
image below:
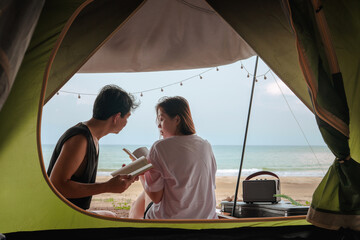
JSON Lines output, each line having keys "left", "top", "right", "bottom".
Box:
{"left": 129, "top": 96, "right": 217, "bottom": 219}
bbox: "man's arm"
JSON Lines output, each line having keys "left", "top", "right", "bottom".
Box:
{"left": 49, "top": 135, "right": 132, "bottom": 199}
{"left": 139, "top": 175, "right": 163, "bottom": 204}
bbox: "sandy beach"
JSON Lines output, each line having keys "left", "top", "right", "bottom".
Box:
{"left": 89, "top": 176, "right": 322, "bottom": 218}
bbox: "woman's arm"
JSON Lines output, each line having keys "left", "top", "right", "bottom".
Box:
{"left": 139, "top": 175, "right": 163, "bottom": 204}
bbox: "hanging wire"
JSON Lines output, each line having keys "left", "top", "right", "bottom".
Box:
{"left": 240, "top": 60, "right": 321, "bottom": 172}
{"left": 131, "top": 68, "right": 213, "bottom": 95}
{"left": 59, "top": 90, "right": 97, "bottom": 96}
{"left": 57, "top": 68, "right": 215, "bottom": 97}
{"left": 57, "top": 61, "right": 274, "bottom": 98}
{"left": 240, "top": 60, "right": 270, "bottom": 79}
{"left": 269, "top": 71, "right": 325, "bottom": 175}
{"left": 57, "top": 60, "right": 273, "bottom": 98}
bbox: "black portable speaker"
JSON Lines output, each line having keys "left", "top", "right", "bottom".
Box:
{"left": 243, "top": 171, "right": 281, "bottom": 203}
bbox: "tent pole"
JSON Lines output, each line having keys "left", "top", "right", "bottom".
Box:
{"left": 231, "top": 56, "right": 259, "bottom": 217}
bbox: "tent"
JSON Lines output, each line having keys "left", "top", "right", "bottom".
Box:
{"left": 1, "top": 0, "right": 359, "bottom": 238}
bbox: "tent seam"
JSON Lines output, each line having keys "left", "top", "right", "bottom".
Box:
{"left": 284, "top": 0, "right": 349, "bottom": 138}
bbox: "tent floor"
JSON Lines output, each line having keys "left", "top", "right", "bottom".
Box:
{"left": 3, "top": 225, "right": 360, "bottom": 240}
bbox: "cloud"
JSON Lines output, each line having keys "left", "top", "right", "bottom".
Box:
{"left": 265, "top": 80, "right": 294, "bottom": 96}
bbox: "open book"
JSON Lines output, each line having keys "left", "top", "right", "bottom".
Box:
{"left": 111, "top": 147, "right": 152, "bottom": 178}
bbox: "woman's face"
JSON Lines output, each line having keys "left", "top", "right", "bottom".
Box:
{"left": 157, "top": 107, "right": 179, "bottom": 138}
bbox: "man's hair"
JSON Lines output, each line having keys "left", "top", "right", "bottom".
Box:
{"left": 93, "top": 85, "right": 138, "bottom": 120}
{"left": 156, "top": 96, "right": 196, "bottom": 135}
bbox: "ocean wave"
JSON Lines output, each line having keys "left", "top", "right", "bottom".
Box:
{"left": 216, "top": 168, "right": 261, "bottom": 176}
{"left": 98, "top": 168, "right": 326, "bottom": 177}
{"left": 97, "top": 171, "right": 112, "bottom": 176}
{"left": 43, "top": 145, "right": 333, "bottom": 178}
{"left": 216, "top": 169, "right": 325, "bottom": 177}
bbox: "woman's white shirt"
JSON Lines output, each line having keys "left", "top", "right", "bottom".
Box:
{"left": 144, "top": 135, "right": 217, "bottom": 219}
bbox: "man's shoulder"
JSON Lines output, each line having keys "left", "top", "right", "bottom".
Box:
{"left": 55, "top": 123, "right": 91, "bottom": 147}
{"left": 66, "top": 133, "right": 88, "bottom": 143}
{"left": 62, "top": 123, "right": 90, "bottom": 138}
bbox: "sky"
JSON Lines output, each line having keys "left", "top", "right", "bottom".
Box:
{"left": 41, "top": 56, "right": 326, "bottom": 146}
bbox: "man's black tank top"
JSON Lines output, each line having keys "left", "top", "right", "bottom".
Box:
{"left": 47, "top": 123, "right": 99, "bottom": 210}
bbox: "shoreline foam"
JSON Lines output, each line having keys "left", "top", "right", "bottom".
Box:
{"left": 97, "top": 169, "right": 327, "bottom": 177}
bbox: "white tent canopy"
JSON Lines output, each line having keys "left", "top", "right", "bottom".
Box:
{"left": 79, "top": 0, "right": 255, "bottom": 73}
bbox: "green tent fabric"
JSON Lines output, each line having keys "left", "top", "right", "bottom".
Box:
{"left": 207, "top": 0, "right": 360, "bottom": 230}
{"left": 0, "top": 0, "right": 359, "bottom": 236}
{"left": 206, "top": 0, "right": 312, "bottom": 111}
{"left": 280, "top": 0, "right": 360, "bottom": 230}
{"left": 0, "top": 0, "right": 45, "bottom": 111}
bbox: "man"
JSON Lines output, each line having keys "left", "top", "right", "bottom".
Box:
{"left": 47, "top": 85, "right": 138, "bottom": 216}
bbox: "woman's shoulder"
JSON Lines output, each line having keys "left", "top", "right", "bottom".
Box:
{"left": 152, "top": 135, "right": 210, "bottom": 148}
{"left": 151, "top": 137, "right": 176, "bottom": 149}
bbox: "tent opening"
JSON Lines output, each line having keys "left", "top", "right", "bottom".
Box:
{"left": 41, "top": 57, "right": 332, "bottom": 219}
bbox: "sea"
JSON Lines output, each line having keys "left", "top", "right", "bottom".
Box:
{"left": 41, "top": 144, "right": 334, "bottom": 177}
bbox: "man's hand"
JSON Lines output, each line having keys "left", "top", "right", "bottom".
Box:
{"left": 106, "top": 175, "right": 134, "bottom": 193}
{"left": 121, "top": 163, "right": 140, "bottom": 181}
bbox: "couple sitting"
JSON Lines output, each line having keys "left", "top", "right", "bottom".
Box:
{"left": 47, "top": 85, "right": 217, "bottom": 219}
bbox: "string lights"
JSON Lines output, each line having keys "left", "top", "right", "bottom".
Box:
{"left": 56, "top": 60, "right": 272, "bottom": 99}
{"left": 240, "top": 60, "right": 270, "bottom": 81}
{"left": 53, "top": 59, "right": 322, "bottom": 176}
